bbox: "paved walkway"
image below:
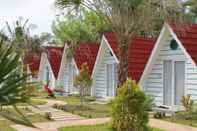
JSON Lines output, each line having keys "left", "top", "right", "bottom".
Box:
{"left": 149, "top": 119, "right": 197, "bottom": 131}
{"left": 29, "top": 99, "right": 82, "bottom": 121}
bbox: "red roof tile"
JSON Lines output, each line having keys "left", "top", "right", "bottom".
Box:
{"left": 170, "top": 24, "right": 197, "bottom": 64}
{"left": 24, "top": 52, "right": 41, "bottom": 78}
{"left": 74, "top": 43, "right": 100, "bottom": 75}
{"left": 44, "top": 46, "right": 64, "bottom": 79}
{"left": 104, "top": 32, "right": 155, "bottom": 82}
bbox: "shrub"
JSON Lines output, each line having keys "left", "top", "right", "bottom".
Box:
{"left": 181, "top": 95, "right": 194, "bottom": 125}
{"left": 74, "top": 63, "right": 92, "bottom": 107}
{"left": 84, "top": 96, "right": 96, "bottom": 102}
{"left": 181, "top": 95, "right": 194, "bottom": 113}
{"left": 111, "top": 79, "right": 151, "bottom": 131}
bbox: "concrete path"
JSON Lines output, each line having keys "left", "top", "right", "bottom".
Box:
{"left": 29, "top": 99, "right": 82, "bottom": 121}
{"left": 149, "top": 119, "right": 197, "bottom": 131}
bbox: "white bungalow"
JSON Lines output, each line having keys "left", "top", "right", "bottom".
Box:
{"left": 139, "top": 23, "right": 197, "bottom": 109}
{"left": 38, "top": 46, "right": 64, "bottom": 89}
{"left": 57, "top": 43, "right": 99, "bottom": 94}
{"left": 91, "top": 32, "right": 155, "bottom": 100}
{"left": 56, "top": 45, "right": 78, "bottom": 93}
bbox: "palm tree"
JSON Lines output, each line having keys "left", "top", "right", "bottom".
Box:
{"left": 0, "top": 38, "right": 34, "bottom": 127}
{"left": 55, "top": 0, "right": 186, "bottom": 86}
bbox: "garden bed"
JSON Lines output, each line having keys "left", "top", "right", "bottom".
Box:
{"left": 52, "top": 96, "right": 110, "bottom": 118}
{"left": 54, "top": 103, "right": 110, "bottom": 118}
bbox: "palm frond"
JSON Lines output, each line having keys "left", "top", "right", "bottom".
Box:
{"left": 0, "top": 40, "right": 35, "bottom": 127}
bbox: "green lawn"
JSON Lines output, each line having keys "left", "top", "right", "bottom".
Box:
{"left": 0, "top": 113, "right": 50, "bottom": 131}
{"left": 0, "top": 107, "right": 52, "bottom": 130}
{"left": 0, "top": 120, "right": 16, "bottom": 131}
{"left": 1, "top": 108, "right": 51, "bottom": 122}
{"left": 53, "top": 96, "right": 110, "bottom": 118}
{"left": 59, "top": 124, "right": 164, "bottom": 131}
{"left": 161, "top": 116, "right": 197, "bottom": 127}
{"left": 16, "top": 99, "right": 47, "bottom": 106}
{"left": 158, "top": 111, "right": 197, "bottom": 127}
{"left": 31, "top": 90, "right": 49, "bottom": 97}
{"left": 52, "top": 96, "right": 81, "bottom": 104}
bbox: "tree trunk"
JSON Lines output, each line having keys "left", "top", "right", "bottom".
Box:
{"left": 80, "top": 88, "right": 83, "bottom": 107}
{"left": 118, "top": 39, "right": 129, "bottom": 87}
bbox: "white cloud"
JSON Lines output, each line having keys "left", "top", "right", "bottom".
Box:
{"left": 0, "top": 0, "right": 57, "bottom": 35}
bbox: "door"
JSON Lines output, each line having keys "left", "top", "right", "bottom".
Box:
{"left": 69, "top": 64, "right": 75, "bottom": 93}
{"left": 174, "top": 61, "right": 185, "bottom": 105}
{"left": 107, "top": 64, "right": 117, "bottom": 97}
{"left": 64, "top": 63, "right": 69, "bottom": 92}
{"left": 163, "top": 60, "right": 173, "bottom": 106}
{"left": 46, "top": 66, "right": 49, "bottom": 83}
{"left": 68, "top": 63, "right": 73, "bottom": 93}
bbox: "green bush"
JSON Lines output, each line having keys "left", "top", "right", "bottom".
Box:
{"left": 84, "top": 96, "right": 96, "bottom": 102}
{"left": 111, "top": 79, "right": 152, "bottom": 131}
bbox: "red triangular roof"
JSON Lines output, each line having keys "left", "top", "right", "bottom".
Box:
{"left": 24, "top": 51, "right": 41, "bottom": 78}
{"left": 44, "top": 46, "right": 64, "bottom": 79}
{"left": 104, "top": 32, "right": 155, "bottom": 82}
{"left": 74, "top": 43, "right": 100, "bottom": 75}
{"left": 170, "top": 23, "right": 197, "bottom": 64}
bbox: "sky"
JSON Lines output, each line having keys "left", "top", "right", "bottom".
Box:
{"left": 0, "top": 0, "right": 58, "bottom": 35}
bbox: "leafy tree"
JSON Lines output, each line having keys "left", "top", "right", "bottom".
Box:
{"left": 74, "top": 63, "right": 92, "bottom": 107}
{"left": 39, "top": 32, "right": 55, "bottom": 44}
{"left": 0, "top": 39, "right": 34, "bottom": 127}
{"left": 55, "top": 0, "right": 186, "bottom": 86}
{"left": 53, "top": 9, "right": 108, "bottom": 58}
{"left": 53, "top": 9, "right": 108, "bottom": 43}
{"left": 111, "top": 79, "right": 152, "bottom": 131}
{"left": 183, "top": 0, "right": 197, "bottom": 23}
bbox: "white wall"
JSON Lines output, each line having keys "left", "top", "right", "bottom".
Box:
{"left": 143, "top": 27, "right": 197, "bottom": 106}
{"left": 92, "top": 39, "right": 117, "bottom": 98}
{"left": 38, "top": 53, "right": 56, "bottom": 89}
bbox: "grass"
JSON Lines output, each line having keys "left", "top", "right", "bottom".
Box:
{"left": 31, "top": 90, "right": 49, "bottom": 97}
{"left": 0, "top": 120, "right": 16, "bottom": 131}
{"left": 162, "top": 117, "right": 197, "bottom": 127}
{"left": 52, "top": 96, "right": 81, "bottom": 104}
{"left": 0, "top": 107, "right": 51, "bottom": 122}
{"left": 16, "top": 99, "right": 47, "bottom": 106}
{"left": 0, "top": 113, "right": 50, "bottom": 131}
{"left": 59, "top": 124, "right": 164, "bottom": 131}
{"left": 0, "top": 107, "right": 51, "bottom": 130}
{"left": 158, "top": 111, "right": 197, "bottom": 127}
{"left": 52, "top": 96, "right": 110, "bottom": 118}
